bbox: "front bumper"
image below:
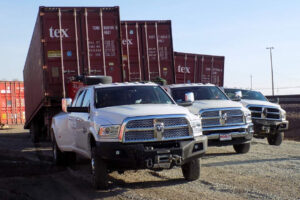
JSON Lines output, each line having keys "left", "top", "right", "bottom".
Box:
{"left": 95, "top": 136, "right": 207, "bottom": 170}
{"left": 202, "top": 124, "right": 254, "bottom": 147}
{"left": 252, "top": 119, "right": 289, "bottom": 137}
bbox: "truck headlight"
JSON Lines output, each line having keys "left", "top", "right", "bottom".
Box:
{"left": 98, "top": 125, "right": 120, "bottom": 138}
{"left": 280, "top": 110, "right": 286, "bottom": 120}
{"left": 190, "top": 119, "right": 202, "bottom": 136}
{"left": 245, "top": 112, "right": 252, "bottom": 123}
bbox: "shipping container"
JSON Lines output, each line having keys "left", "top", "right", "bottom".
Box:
{"left": 121, "top": 21, "right": 175, "bottom": 84}
{"left": 174, "top": 52, "right": 225, "bottom": 86}
{"left": 23, "top": 6, "right": 122, "bottom": 140}
{"left": 0, "top": 81, "right": 25, "bottom": 127}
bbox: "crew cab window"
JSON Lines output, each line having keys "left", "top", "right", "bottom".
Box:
{"left": 74, "top": 90, "right": 86, "bottom": 107}
{"left": 171, "top": 86, "right": 228, "bottom": 102}
{"left": 82, "top": 89, "right": 92, "bottom": 107}
{"left": 95, "top": 86, "right": 173, "bottom": 108}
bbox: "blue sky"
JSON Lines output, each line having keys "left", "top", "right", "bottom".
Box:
{"left": 0, "top": 0, "right": 299, "bottom": 95}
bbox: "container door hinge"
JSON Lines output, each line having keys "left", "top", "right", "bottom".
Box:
{"left": 40, "top": 12, "right": 45, "bottom": 16}
{"left": 42, "top": 65, "right": 48, "bottom": 70}
{"left": 41, "top": 39, "right": 46, "bottom": 43}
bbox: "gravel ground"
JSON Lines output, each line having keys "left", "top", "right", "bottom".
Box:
{"left": 0, "top": 126, "right": 299, "bottom": 200}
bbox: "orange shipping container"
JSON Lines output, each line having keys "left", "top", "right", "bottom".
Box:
{"left": 0, "top": 81, "right": 25, "bottom": 126}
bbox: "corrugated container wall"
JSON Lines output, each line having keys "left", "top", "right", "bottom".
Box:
{"left": 121, "top": 21, "right": 175, "bottom": 84}
{"left": 174, "top": 52, "right": 225, "bottom": 86}
{"left": 23, "top": 6, "right": 122, "bottom": 128}
{"left": 0, "top": 81, "right": 25, "bottom": 126}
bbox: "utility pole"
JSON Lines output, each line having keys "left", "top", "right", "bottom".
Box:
{"left": 266, "top": 47, "right": 275, "bottom": 96}
{"left": 250, "top": 75, "right": 253, "bottom": 90}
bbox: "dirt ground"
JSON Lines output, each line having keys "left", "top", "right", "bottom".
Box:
{"left": 0, "top": 126, "right": 299, "bottom": 200}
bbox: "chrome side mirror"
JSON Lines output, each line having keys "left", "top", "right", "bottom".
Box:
{"left": 185, "top": 92, "right": 195, "bottom": 103}
{"left": 234, "top": 91, "right": 242, "bottom": 101}
{"left": 62, "top": 98, "right": 72, "bottom": 113}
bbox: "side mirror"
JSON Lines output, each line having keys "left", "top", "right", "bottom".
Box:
{"left": 185, "top": 92, "right": 195, "bottom": 103}
{"left": 178, "top": 92, "right": 195, "bottom": 107}
{"left": 234, "top": 91, "right": 242, "bottom": 101}
{"left": 269, "top": 97, "right": 279, "bottom": 104}
{"left": 62, "top": 98, "right": 72, "bottom": 113}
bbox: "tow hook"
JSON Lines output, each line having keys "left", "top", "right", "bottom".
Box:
{"left": 146, "top": 158, "right": 153, "bottom": 168}
{"left": 172, "top": 155, "right": 183, "bottom": 166}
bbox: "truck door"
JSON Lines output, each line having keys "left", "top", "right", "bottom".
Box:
{"left": 69, "top": 90, "right": 86, "bottom": 151}
{"left": 75, "top": 88, "right": 92, "bottom": 151}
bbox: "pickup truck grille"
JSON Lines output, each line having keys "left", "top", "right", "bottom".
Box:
{"left": 201, "top": 109, "right": 244, "bottom": 128}
{"left": 248, "top": 106, "right": 280, "bottom": 120}
{"left": 124, "top": 117, "right": 191, "bottom": 142}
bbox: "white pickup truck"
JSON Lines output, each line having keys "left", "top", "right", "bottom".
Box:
{"left": 165, "top": 84, "right": 253, "bottom": 154}
{"left": 51, "top": 82, "right": 207, "bottom": 189}
{"left": 224, "top": 88, "right": 288, "bottom": 146}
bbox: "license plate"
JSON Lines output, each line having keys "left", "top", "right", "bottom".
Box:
{"left": 219, "top": 134, "right": 232, "bottom": 141}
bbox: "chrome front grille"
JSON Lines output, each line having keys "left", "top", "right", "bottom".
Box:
{"left": 123, "top": 116, "right": 191, "bottom": 142}
{"left": 201, "top": 108, "right": 244, "bottom": 128}
{"left": 248, "top": 106, "right": 280, "bottom": 120}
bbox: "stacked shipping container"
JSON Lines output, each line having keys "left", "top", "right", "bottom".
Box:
{"left": 121, "top": 21, "right": 175, "bottom": 84}
{"left": 174, "top": 51, "right": 225, "bottom": 86}
{"left": 0, "top": 81, "right": 25, "bottom": 126}
{"left": 24, "top": 6, "right": 122, "bottom": 130}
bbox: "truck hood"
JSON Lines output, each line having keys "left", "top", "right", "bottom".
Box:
{"left": 186, "top": 100, "right": 244, "bottom": 114}
{"left": 94, "top": 104, "right": 193, "bottom": 125}
{"left": 240, "top": 99, "right": 281, "bottom": 108}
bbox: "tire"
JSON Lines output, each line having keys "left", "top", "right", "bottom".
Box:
{"left": 233, "top": 143, "right": 250, "bottom": 154}
{"left": 267, "top": 131, "right": 284, "bottom": 146}
{"left": 181, "top": 159, "right": 200, "bottom": 181}
{"left": 91, "top": 146, "right": 108, "bottom": 189}
{"left": 30, "top": 122, "right": 39, "bottom": 143}
{"left": 53, "top": 137, "right": 66, "bottom": 166}
{"left": 66, "top": 152, "right": 76, "bottom": 165}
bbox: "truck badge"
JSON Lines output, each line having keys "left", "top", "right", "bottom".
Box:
{"left": 154, "top": 121, "right": 164, "bottom": 140}
{"left": 262, "top": 107, "right": 268, "bottom": 118}
{"left": 220, "top": 113, "right": 228, "bottom": 125}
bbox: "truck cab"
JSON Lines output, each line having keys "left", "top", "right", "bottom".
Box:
{"left": 165, "top": 84, "right": 253, "bottom": 154}
{"left": 224, "top": 88, "right": 288, "bottom": 146}
{"left": 51, "top": 82, "right": 207, "bottom": 189}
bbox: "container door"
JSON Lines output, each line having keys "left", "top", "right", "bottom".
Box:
{"left": 211, "top": 57, "right": 225, "bottom": 86}
{"left": 121, "top": 22, "right": 143, "bottom": 82}
{"left": 42, "top": 8, "right": 82, "bottom": 98}
{"left": 174, "top": 53, "right": 197, "bottom": 83}
{"left": 81, "top": 8, "right": 122, "bottom": 82}
{"left": 199, "top": 55, "right": 213, "bottom": 84}
{"left": 142, "top": 22, "right": 175, "bottom": 84}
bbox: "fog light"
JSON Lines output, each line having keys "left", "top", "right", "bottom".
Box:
{"left": 194, "top": 144, "right": 199, "bottom": 150}
{"left": 115, "top": 150, "right": 120, "bottom": 155}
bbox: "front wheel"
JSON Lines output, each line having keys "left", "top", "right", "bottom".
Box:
{"left": 267, "top": 131, "right": 284, "bottom": 146}
{"left": 53, "top": 137, "right": 66, "bottom": 166}
{"left": 233, "top": 143, "right": 250, "bottom": 154}
{"left": 181, "top": 159, "right": 200, "bottom": 181}
{"left": 91, "top": 146, "right": 108, "bottom": 189}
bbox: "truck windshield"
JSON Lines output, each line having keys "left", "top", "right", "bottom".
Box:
{"left": 224, "top": 89, "right": 267, "bottom": 101}
{"left": 171, "top": 86, "right": 228, "bottom": 102}
{"left": 95, "top": 86, "right": 174, "bottom": 108}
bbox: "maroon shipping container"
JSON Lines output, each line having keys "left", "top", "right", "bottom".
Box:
{"left": 174, "top": 52, "right": 225, "bottom": 86}
{"left": 23, "top": 7, "right": 122, "bottom": 138}
{"left": 121, "top": 21, "right": 175, "bottom": 84}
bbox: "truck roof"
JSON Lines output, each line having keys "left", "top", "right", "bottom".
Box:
{"left": 167, "top": 83, "right": 215, "bottom": 88}
{"left": 93, "top": 82, "right": 158, "bottom": 89}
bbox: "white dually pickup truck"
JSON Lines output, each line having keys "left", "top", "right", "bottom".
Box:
{"left": 224, "top": 88, "right": 288, "bottom": 146}
{"left": 51, "top": 82, "right": 207, "bottom": 189}
{"left": 165, "top": 84, "right": 254, "bottom": 154}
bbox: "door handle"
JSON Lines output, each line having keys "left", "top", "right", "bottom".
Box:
{"left": 76, "top": 118, "right": 83, "bottom": 122}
